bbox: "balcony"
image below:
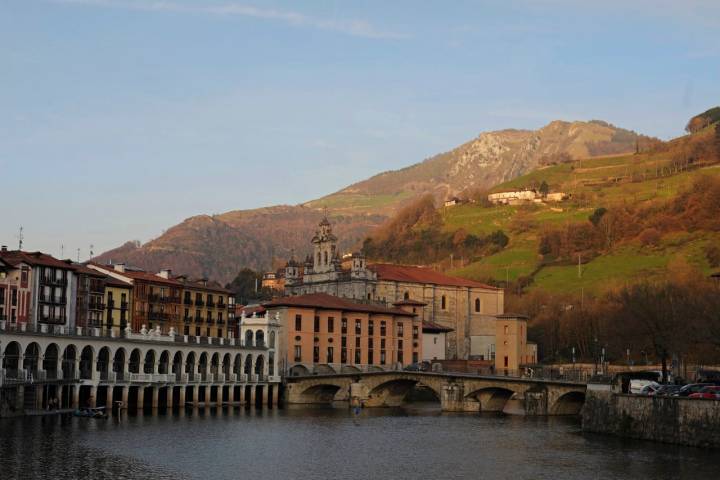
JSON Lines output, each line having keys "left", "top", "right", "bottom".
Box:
{"left": 40, "top": 315, "right": 67, "bottom": 325}
{"left": 217, "top": 302, "right": 226, "bottom": 310}
{"left": 148, "top": 311, "right": 172, "bottom": 322}
{"left": 194, "top": 315, "right": 204, "bottom": 323}
{"left": 194, "top": 299, "right": 205, "bottom": 307}
{"left": 216, "top": 318, "right": 225, "bottom": 325}
{"left": 206, "top": 317, "right": 215, "bottom": 325}
{"left": 183, "top": 316, "right": 192, "bottom": 324}
{"left": 41, "top": 277, "right": 67, "bottom": 287}
{"left": 106, "top": 301, "right": 115, "bottom": 310}
{"left": 183, "top": 297, "right": 193, "bottom": 306}
{"left": 89, "top": 301, "right": 105, "bottom": 311}
{"left": 120, "top": 301, "right": 128, "bottom": 310}
{"left": 206, "top": 300, "right": 216, "bottom": 308}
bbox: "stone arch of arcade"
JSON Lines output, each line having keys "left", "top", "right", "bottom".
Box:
{"left": 0, "top": 332, "right": 279, "bottom": 414}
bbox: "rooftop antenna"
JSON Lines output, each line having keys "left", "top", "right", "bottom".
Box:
{"left": 89, "top": 244, "right": 94, "bottom": 260}
{"left": 17, "top": 226, "right": 24, "bottom": 250}
{"left": 77, "top": 248, "right": 80, "bottom": 262}
{"left": 60, "top": 243, "right": 64, "bottom": 258}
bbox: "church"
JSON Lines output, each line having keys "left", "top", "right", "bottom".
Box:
{"left": 284, "top": 218, "right": 506, "bottom": 360}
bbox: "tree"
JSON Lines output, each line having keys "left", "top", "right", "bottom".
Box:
{"left": 539, "top": 180, "right": 549, "bottom": 198}
{"left": 225, "top": 268, "right": 273, "bottom": 304}
{"left": 588, "top": 207, "right": 607, "bottom": 227}
{"left": 715, "top": 123, "right": 720, "bottom": 159}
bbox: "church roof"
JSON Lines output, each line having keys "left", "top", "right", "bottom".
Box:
{"left": 422, "top": 321, "right": 454, "bottom": 333}
{"left": 368, "top": 264, "right": 500, "bottom": 290}
{"left": 264, "top": 293, "right": 416, "bottom": 316}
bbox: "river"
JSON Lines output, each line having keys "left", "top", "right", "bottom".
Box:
{"left": 0, "top": 404, "right": 717, "bottom": 479}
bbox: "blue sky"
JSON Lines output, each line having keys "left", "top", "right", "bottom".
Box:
{"left": 1, "top": 0, "right": 719, "bottom": 258}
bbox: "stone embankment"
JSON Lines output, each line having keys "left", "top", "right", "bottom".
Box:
{"left": 582, "top": 384, "right": 720, "bottom": 447}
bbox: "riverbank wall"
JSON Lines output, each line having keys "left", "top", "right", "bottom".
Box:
{"left": 582, "top": 384, "right": 720, "bottom": 447}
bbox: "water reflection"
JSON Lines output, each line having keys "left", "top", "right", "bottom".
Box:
{"left": 0, "top": 405, "right": 717, "bottom": 480}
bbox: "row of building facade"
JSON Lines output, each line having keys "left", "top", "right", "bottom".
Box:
{"left": 0, "top": 246, "right": 237, "bottom": 341}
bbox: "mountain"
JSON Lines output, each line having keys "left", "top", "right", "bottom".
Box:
{"left": 95, "top": 119, "right": 649, "bottom": 283}
{"left": 306, "top": 120, "right": 654, "bottom": 214}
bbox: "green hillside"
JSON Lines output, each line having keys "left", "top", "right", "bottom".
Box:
{"left": 363, "top": 123, "right": 720, "bottom": 295}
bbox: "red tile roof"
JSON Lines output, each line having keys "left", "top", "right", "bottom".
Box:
{"left": 264, "top": 293, "right": 416, "bottom": 316}
{"left": 0, "top": 250, "right": 76, "bottom": 270}
{"left": 369, "top": 264, "right": 500, "bottom": 290}
{"left": 87, "top": 262, "right": 182, "bottom": 286}
{"left": 422, "top": 321, "right": 454, "bottom": 333}
{"left": 104, "top": 276, "right": 132, "bottom": 288}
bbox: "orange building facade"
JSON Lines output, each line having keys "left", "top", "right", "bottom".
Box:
{"left": 263, "top": 293, "right": 422, "bottom": 376}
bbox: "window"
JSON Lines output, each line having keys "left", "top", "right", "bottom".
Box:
{"left": 341, "top": 336, "right": 347, "bottom": 347}
{"left": 314, "top": 315, "right": 320, "bottom": 333}
{"left": 412, "top": 326, "right": 419, "bottom": 339}
{"left": 327, "top": 347, "right": 334, "bottom": 363}
{"left": 380, "top": 321, "right": 386, "bottom": 336}
{"left": 504, "top": 325, "right": 509, "bottom": 335}
{"left": 368, "top": 350, "right": 374, "bottom": 364}
{"left": 368, "top": 338, "right": 374, "bottom": 349}
{"left": 184, "top": 325, "right": 189, "bottom": 336}
{"left": 398, "top": 350, "right": 404, "bottom": 363}
{"left": 196, "top": 326, "right": 201, "bottom": 337}
{"left": 355, "top": 337, "right": 360, "bottom": 348}
{"left": 295, "top": 314, "right": 302, "bottom": 331}
{"left": 294, "top": 345, "right": 302, "bottom": 362}
{"left": 398, "top": 322, "right": 404, "bottom": 336}
{"left": 218, "top": 328, "right": 223, "bottom": 338}
{"left": 368, "top": 320, "right": 374, "bottom": 336}
{"left": 403, "top": 291, "right": 409, "bottom": 300}
{"left": 412, "top": 352, "right": 418, "bottom": 363}
{"left": 475, "top": 298, "right": 481, "bottom": 313}
{"left": 434, "top": 337, "right": 437, "bottom": 344}
{"left": 380, "top": 338, "right": 386, "bottom": 349}
{"left": 341, "top": 348, "right": 347, "bottom": 363}
{"left": 355, "top": 319, "right": 361, "bottom": 335}
{"left": 327, "top": 316, "right": 335, "bottom": 333}
{"left": 441, "top": 295, "right": 446, "bottom": 310}
{"left": 504, "top": 356, "right": 509, "bottom": 368}
{"left": 206, "top": 327, "right": 210, "bottom": 337}
{"left": 355, "top": 350, "right": 361, "bottom": 364}
{"left": 341, "top": 318, "right": 347, "bottom": 334}
{"left": 219, "top": 312, "right": 223, "bottom": 323}
{"left": 313, "top": 346, "right": 320, "bottom": 363}
{"left": 380, "top": 351, "right": 386, "bottom": 365}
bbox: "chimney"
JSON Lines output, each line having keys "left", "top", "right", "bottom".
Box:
{"left": 0, "top": 245, "right": 6, "bottom": 252}
{"left": 114, "top": 263, "right": 126, "bottom": 273}
{"left": 159, "top": 268, "right": 172, "bottom": 279}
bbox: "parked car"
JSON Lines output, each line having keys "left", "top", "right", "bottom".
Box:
{"left": 675, "top": 383, "right": 716, "bottom": 397}
{"left": 649, "top": 385, "right": 682, "bottom": 396}
{"left": 688, "top": 386, "right": 720, "bottom": 400}
{"left": 629, "top": 379, "right": 658, "bottom": 394}
{"left": 639, "top": 382, "right": 661, "bottom": 395}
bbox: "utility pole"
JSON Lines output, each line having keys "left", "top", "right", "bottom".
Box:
{"left": 577, "top": 253, "right": 582, "bottom": 278}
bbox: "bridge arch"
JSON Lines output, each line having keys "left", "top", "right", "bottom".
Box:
{"left": 550, "top": 390, "right": 586, "bottom": 415}
{"left": 367, "top": 377, "right": 442, "bottom": 407}
{"left": 296, "top": 383, "right": 343, "bottom": 403}
{"left": 465, "top": 386, "right": 517, "bottom": 412}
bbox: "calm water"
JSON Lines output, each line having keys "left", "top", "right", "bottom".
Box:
{"left": 0, "top": 404, "right": 718, "bottom": 480}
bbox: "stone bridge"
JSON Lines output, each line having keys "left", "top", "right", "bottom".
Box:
{"left": 286, "top": 371, "right": 587, "bottom": 415}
